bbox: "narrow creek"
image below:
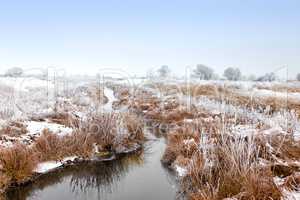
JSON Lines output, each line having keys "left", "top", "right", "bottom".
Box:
{"left": 6, "top": 137, "right": 178, "bottom": 200}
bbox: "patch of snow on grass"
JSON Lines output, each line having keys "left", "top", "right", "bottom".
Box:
{"left": 183, "top": 139, "right": 195, "bottom": 145}
{"left": 25, "top": 121, "right": 73, "bottom": 136}
{"left": 175, "top": 165, "right": 187, "bottom": 177}
{"left": 231, "top": 125, "right": 257, "bottom": 138}
{"left": 251, "top": 88, "right": 300, "bottom": 101}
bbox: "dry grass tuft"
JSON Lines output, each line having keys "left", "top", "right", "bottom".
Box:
{"left": 0, "top": 173, "right": 9, "bottom": 191}
{"left": 34, "top": 129, "right": 95, "bottom": 161}
{"left": 268, "top": 134, "right": 300, "bottom": 160}
{"left": 86, "top": 113, "right": 119, "bottom": 151}
{"left": 161, "top": 127, "right": 199, "bottom": 165}
{"left": 61, "top": 132, "right": 94, "bottom": 158}
{"left": 46, "top": 112, "right": 80, "bottom": 128}
{"left": 237, "top": 170, "right": 282, "bottom": 200}
{"left": 0, "top": 143, "right": 37, "bottom": 183}
{"left": 283, "top": 172, "right": 300, "bottom": 191}
{"left": 123, "top": 113, "right": 145, "bottom": 143}
{"left": 180, "top": 134, "right": 283, "bottom": 200}
{"left": 0, "top": 121, "right": 27, "bottom": 137}
{"left": 33, "top": 129, "right": 64, "bottom": 161}
{"left": 181, "top": 84, "right": 219, "bottom": 97}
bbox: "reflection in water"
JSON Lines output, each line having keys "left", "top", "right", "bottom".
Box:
{"left": 6, "top": 139, "right": 177, "bottom": 200}
{"left": 69, "top": 151, "right": 144, "bottom": 197}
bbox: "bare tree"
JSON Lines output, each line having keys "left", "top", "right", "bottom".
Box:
{"left": 224, "top": 67, "right": 242, "bottom": 81}
{"left": 297, "top": 73, "right": 300, "bottom": 81}
{"left": 193, "top": 64, "right": 214, "bottom": 80}
{"left": 257, "top": 72, "right": 277, "bottom": 82}
{"left": 157, "top": 65, "right": 170, "bottom": 77}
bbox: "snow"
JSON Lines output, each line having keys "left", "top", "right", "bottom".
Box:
{"left": 0, "top": 140, "right": 13, "bottom": 148}
{"left": 251, "top": 88, "right": 300, "bottom": 100}
{"left": 0, "top": 77, "right": 53, "bottom": 92}
{"left": 183, "top": 119, "right": 193, "bottom": 123}
{"left": 34, "top": 161, "right": 63, "bottom": 173}
{"left": 175, "top": 165, "right": 187, "bottom": 177}
{"left": 231, "top": 125, "right": 257, "bottom": 137}
{"left": 0, "top": 121, "right": 73, "bottom": 148}
{"left": 274, "top": 176, "right": 300, "bottom": 200}
{"left": 261, "top": 127, "right": 283, "bottom": 135}
{"left": 62, "top": 156, "right": 77, "bottom": 162}
{"left": 283, "top": 190, "right": 300, "bottom": 200}
{"left": 25, "top": 121, "right": 73, "bottom": 137}
{"left": 33, "top": 156, "right": 78, "bottom": 174}
{"left": 194, "top": 96, "right": 300, "bottom": 137}
{"left": 183, "top": 139, "right": 196, "bottom": 145}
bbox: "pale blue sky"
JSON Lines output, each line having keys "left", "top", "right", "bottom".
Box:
{"left": 0, "top": 0, "right": 299, "bottom": 77}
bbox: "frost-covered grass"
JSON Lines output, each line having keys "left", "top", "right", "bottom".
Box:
{"left": 1, "top": 77, "right": 300, "bottom": 199}
{"left": 0, "top": 77, "right": 148, "bottom": 194}
{"left": 0, "top": 143, "right": 38, "bottom": 183}
{"left": 131, "top": 81, "right": 300, "bottom": 200}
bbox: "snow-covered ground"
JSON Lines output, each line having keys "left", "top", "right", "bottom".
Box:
{"left": 102, "top": 87, "right": 117, "bottom": 112}
{"left": 26, "top": 121, "right": 73, "bottom": 137}
{"left": 240, "top": 87, "right": 300, "bottom": 101}
{"left": 34, "top": 156, "right": 77, "bottom": 173}
{"left": 0, "top": 121, "right": 73, "bottom": 148}
{"left": 0, "top": 77, "right": 53, "bottom": 92}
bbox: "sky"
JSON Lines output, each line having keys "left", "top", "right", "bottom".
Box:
{"left": 0, "top": 0, "right": 299, "bottom": 78}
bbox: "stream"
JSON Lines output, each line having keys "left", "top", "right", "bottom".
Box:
{"left": 6, "top": 137, "right": 178, "bottom": 200}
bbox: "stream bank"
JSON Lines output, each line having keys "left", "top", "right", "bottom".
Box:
{"left": 6, "top": 137, "right": 177, "bottom": 200}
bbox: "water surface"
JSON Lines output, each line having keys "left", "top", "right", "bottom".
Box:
{"left": 7, "top": 138, "right": 177, "bottom": 200}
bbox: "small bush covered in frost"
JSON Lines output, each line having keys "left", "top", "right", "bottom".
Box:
{"left": 4, "top": 67, "right": 24, "bottom": 77}
{"left": 193, "top": 64, "right": 214, "bottom": 80}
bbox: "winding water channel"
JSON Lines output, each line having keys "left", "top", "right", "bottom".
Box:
{"left": 6, "top": 137, "right": 178, "bottom": 200}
